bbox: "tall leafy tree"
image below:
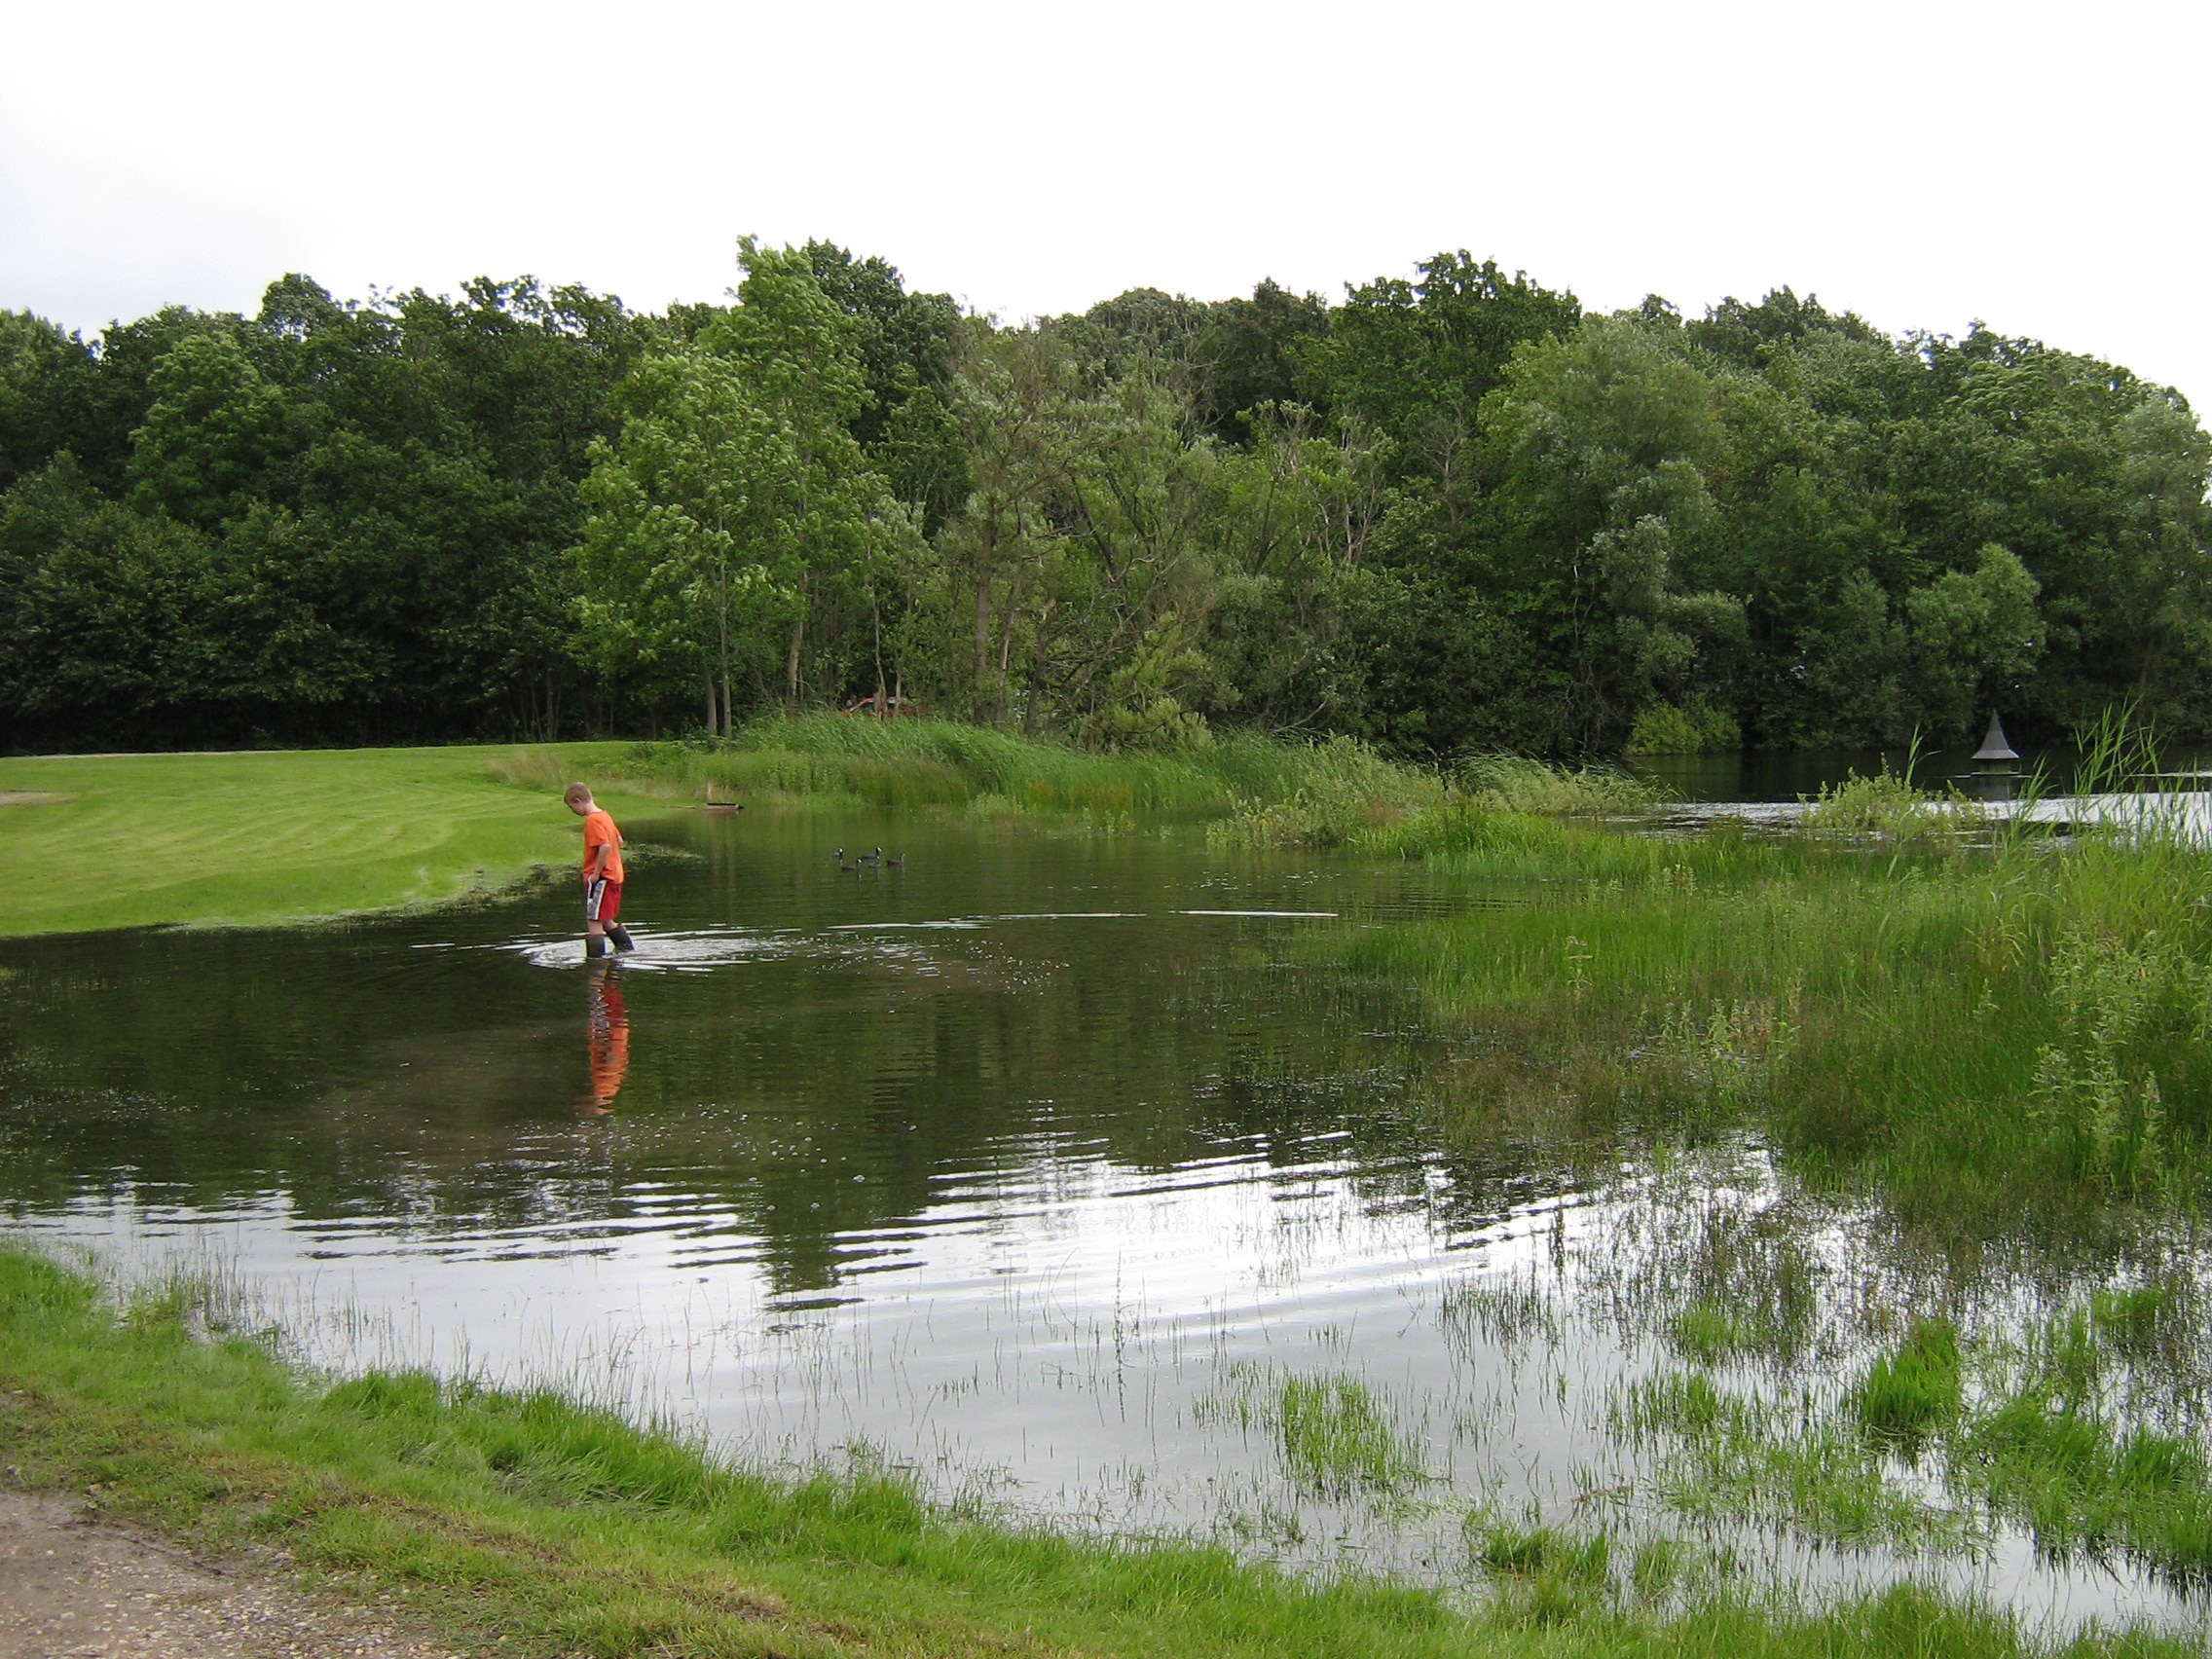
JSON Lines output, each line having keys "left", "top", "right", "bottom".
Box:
{"left": 575, "top": 241, "right": 902, "bottom": 726}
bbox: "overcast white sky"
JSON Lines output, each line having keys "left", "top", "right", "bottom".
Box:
{"left": 4, "top": 0, "right": 2206, "bottom": 407}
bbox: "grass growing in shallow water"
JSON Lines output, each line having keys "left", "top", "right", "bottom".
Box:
{"left": 1854, "top": 1318, "right": 1965, "bottom": 1450}
{"left": 7, "top": 1241, "right": 2200, "bottom": 1658}
{"left": 1315, "top": 794, "right": 2212, "bottom": 1223}
{"left": 1197, "top": 1363, "right": 1429, "bottom": 1501}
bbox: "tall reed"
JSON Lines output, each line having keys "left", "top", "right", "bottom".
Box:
{"left": 498, "top": 717, "right": 1419, "bottom": 823}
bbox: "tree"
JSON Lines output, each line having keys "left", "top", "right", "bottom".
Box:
{"left": 127, "top": 333, "right": 296, "bottom": 530}
{"left": 1905, "top": 542, "right": 2043, "bottom": 736}
{"left": 573, "top": 348, "right": 789, "bottom": 733}
{"left": 1476, "top": 314, "right": 1747, "bottom": 750}
{"left": 574, "top": 242, "right": 898, "bottom": 729}
{"left": 1191, "top": 278, "right": 1331, "bottom": 445}
{"left": 1302, "top": 251, "right": 1581, "bottom": 498}
{"left": 0, "top": 312, "right": 98, "bottom": 494}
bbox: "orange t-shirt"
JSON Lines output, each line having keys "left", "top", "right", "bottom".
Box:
{"left": 581, "top": 808, "right": 625, "bottom": 885}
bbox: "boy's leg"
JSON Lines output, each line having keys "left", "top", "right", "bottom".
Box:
{"left": 585, "top": 878, "right": 610, "bottom": 957}
{"left": 601, "top": 881, "right": 634, "bottom": 953}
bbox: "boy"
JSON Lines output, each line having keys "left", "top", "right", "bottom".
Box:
{"left": 565, "top": 783, "right": 635, "bottom": 957}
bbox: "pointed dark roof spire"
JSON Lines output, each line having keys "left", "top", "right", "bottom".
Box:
{"left": 1972, "top": 713, "right": 2020, "bottom": 763}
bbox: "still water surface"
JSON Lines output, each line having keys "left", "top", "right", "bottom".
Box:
{"left": 0, "top": 807, "right": 2198, "bottom": 1629}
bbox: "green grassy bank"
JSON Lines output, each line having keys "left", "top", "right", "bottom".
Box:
{"left": 1, "top": 720, "right": 1434, "bottom": 937}
{"left": 0, "top": 1242, "right": 2190, "bottom": 1659}
{"left": 0, "top": 743, "right": 665, "bottom": 937}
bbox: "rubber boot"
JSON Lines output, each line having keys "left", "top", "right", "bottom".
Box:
{"left": 585, "top": 934, "right": 608, "bottom": 960}
{"left": 608, "top": 925, "right": 635, "bottom": 954}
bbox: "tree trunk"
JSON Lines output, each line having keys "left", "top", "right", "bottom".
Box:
{"left": 974, "top": 510, "right": 996, "bottom": 719}
{"left": 869, "top": 582, "right": 889, "bottom": 717}
{"left": 996, "top": 563, "right": 1025, "bottom": 725}
{"left": 786, "top": 611, "right": 804, "bottom": 716}
{"left": 705, "top": 669, "right": 718, "bottom": 737}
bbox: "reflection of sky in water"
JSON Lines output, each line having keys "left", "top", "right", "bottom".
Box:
{"left": 0, "top": 811, "right": 2202, "bottom": 1633}
{"left": 19, "top": 1147, "right": 2194, "bottom": 1632}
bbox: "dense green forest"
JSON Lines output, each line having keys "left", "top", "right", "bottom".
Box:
{"left": 4, "top": 240, "right": 2207, "bottom": 756}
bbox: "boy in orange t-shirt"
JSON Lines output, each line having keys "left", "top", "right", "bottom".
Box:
{"left": 565, "top": 784, "right": 634, "bottom": 958}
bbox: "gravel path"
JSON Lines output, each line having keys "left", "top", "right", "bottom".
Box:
{"left": 0, "top": 1489, "right": 464, "bottom": 1659}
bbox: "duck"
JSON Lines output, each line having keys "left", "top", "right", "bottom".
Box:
{"left": 858, "top": 847, "right": 883, "bottom": 866}
{"left": 885, "top": 853, "right": 905, "bottom": 869}
{"left": 830, "top": 848, "right": 846, "bottom": 864}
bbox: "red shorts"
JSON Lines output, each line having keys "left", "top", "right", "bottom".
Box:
{"left": 585, "top": 877, "right": 622, "bottom": 923}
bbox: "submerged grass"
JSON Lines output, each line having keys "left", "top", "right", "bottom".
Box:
{"left": 1197, "top": 1363, "right": 1429, "bottom": 1501}
{"left": 1614, "top": 1368, "right": 1972, "bottom": 1552}
{"left": 1611, "top": 1292, "right": 2212, "bottom": 1587}
{"left": 3, "top": 1241, "right": 2199, "bottom": 1659}
{"left": 1958, "top": 1307, "right": 2212, "bottom": 1584}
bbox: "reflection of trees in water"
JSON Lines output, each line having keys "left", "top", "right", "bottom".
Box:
{"left": 1, "top": 916, "right": 2165, "bottom": 1305}
{"left": 0, "top": 921, "right": 1460, "bottom": 1295}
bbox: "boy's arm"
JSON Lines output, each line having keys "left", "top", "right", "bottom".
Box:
{"left": 585, "top": 835, "right": 611, "bottom": 882}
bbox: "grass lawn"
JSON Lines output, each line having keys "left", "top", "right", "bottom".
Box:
{"left": 0, "top": 744, "right": 664, "bottom": 938}
{"left": 0, "top": 720, "right": 1416, "bottom": 939}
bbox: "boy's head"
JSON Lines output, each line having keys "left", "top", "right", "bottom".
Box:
{"left": 564, "top": 783, "right": 594, "bottom": 817}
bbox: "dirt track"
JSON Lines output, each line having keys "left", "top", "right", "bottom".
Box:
{"left": 0, "top": 1490, "right": 463, "bottom": 1659}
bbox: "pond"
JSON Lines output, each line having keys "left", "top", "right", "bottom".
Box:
{"left": 0, "top": 804, "right": 2202, "bottom": 1633}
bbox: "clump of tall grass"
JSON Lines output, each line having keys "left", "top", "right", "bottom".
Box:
{"left": 1317, "top": 777, "right": 2212, "bottom": 1225}
{"left": 1456, "top": 756, "right": 1663, "bottom": 816}
{"left": 2029, "top": 927, "right": 2199, "bottom": 1195}
{"left": 1215, "top": 753, "right": 1661, "bottom": 854}
{"left": 1196, "top": 1363, "right": 1428, "bottom": 1500}
{"left": 1852, "top": 1318, "right": 1963, "bottom": 1451}
{"left": 1802, "top": 756, "right": 1984, "bottom": 845}
{"left": 1470, "top": 1519, "right": 1615, "bottom": 1624}
{"left": 498, "top": 716, "right": 1413, "bottom": 824}
{"left": 1206, "top": 738, "right": 1444, "bottom": 849}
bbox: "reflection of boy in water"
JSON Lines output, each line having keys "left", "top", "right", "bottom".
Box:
{"left": 581, "top": 962, "right": 630, "bottom": 1117}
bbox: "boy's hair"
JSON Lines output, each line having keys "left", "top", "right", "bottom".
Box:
{"left": 564, "top": 783, "right": 593, "bottom": 807}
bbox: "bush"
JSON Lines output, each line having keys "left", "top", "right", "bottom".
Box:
{"left": 1626, "top": 701, "right": 1741, "bottom": 756}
